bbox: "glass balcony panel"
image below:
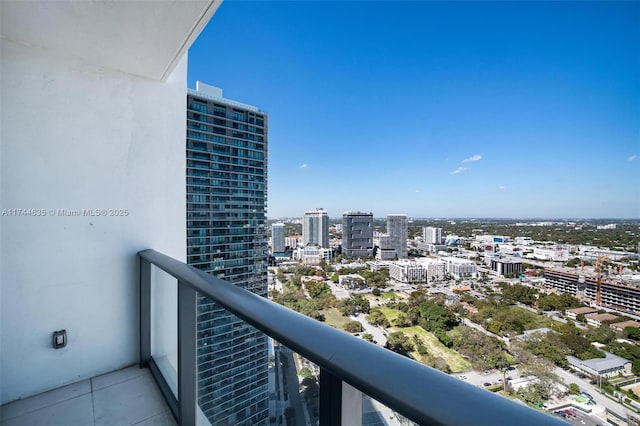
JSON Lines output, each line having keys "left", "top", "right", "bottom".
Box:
{"left": 195, "top": 300, "right": 270, "bottom": 426}
{"left": 273, "top": 341, "right": 320, "bottom": 426}
{"left": 362, "top": 395, "right": 418, "bottom": 426}
{"left": 150, "top": 264, "right": 178, "bottom": 398}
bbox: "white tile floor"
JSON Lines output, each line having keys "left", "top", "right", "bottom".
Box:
{"left": 0, "top": 366, "right": 176, "bottom": 426}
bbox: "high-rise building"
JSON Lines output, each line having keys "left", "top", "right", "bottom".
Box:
{"left": 423, "top": 226, "right": 442, "bottom": 245}
{"left": 303, "top": 208, "right": 329, "bottom": 247}
{"left": 387, "top": 214, "right": 408, "bottom": 259}
{"left": 187, "top": 81, "right": 269, "bottom": 425}
{"left": 342, "top": 211, "right": 374, "bottom": 258}
{"left": 271, "top": 223, "right": 286, "bottom": 253}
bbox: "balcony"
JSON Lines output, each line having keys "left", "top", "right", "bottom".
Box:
{"left": 136, "top": 249, "right": 564, "bottom": 425}
{"left": 0, "top": 366, "right": 174, "bottom": 426}
{"left": 0, "top": 2, "right": 566, "bottom": 425}
{"left": 1, "top": 250, "right": 565, "bottom": 425}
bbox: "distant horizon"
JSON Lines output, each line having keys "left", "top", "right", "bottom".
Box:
{"left": 189, "top": 2, "right": 639, "bottom": 218}
{"left": 267, "top": 216, "right": 640, "bottom": 222}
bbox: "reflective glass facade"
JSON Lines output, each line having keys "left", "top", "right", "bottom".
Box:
{"left": 187, "top": 88, "right": 269, "bottom": 425}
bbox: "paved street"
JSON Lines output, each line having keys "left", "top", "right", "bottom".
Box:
{"left": 351, "top": 313, "right": 387, "bottom": 346}
{"left": 280, "top": 346, "right": 306, "bottom": 426}
{"left": 554, "top": 367, "right": 630, "bottom": 420}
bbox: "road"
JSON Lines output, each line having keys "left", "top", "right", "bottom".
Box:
{"left": 350, "top": 313, "right": 387, "bottom": 346}
{"left": 280, "top": 346, "right": 307, "bottom": 426}
{"left": 554, "top": 367, "right": 630, "bottom": 420}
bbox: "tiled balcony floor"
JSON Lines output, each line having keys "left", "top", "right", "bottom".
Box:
{"left": 0, "top": 365, "right": 175, "bottom": 426}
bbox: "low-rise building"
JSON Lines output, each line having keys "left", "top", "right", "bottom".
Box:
{"left": 285, "top": 235, "right": 303, "bottom": 249}
{"left": 611, "top": 320, "right": 640, "bottom": 332}
{"left": 586, "top": 313, "right": 620, "bottom": 327}
{"left": 566, "top": 307, "right": 598, "bottom": 320}
{"left": 293, "top": 246, "right": 332, "bottom": 265}
{"left": 567, "top": 352, "right": 632, "bottom": 378}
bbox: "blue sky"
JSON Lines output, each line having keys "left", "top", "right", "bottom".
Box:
{"left": 188, "top": 1, "right": 640, "bottom": 219}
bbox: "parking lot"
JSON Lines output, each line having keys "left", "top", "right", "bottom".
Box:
{"left": 552, "top": 408, "right": 604, "bottom": 426}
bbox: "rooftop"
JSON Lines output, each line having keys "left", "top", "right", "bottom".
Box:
{"left": 567, "top": 307, "right": 599, "bottom": 315}
{"left": 611, "top": 320, "right": 640, "bottom": 329}
{"left": 567, "top": 352, "right": 631, "bottom": 374}
{"left": 587, "top": 313, "right": 619, "bottom": 321}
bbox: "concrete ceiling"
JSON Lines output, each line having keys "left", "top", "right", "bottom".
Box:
{"left": 1, "top": 0, "right": 221, "bottom": 81}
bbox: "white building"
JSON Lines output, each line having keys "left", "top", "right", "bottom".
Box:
{"left": 303, "top": 208, "right": 330, "bottom": 248}
{"left": 416, "top": 258, "right": 447, "bottom": 282}
{"left": 388, "top": 258, "right": 446, "bottom": 284}
{"left": 515, "top": 237, "right": 533, "bottom": 246}
{"left": 423, "top": 227, "right": 442, "bottom": 245}
{"left": 440, "top": 257, "right": 478, "bottom": 279}
{"left": 285, "top": 235, "right": 302, "bottom": 249}
{"left": 389, "top": 260, "right": 426, "bottom": 283}
{"left": 530, "top": 246, "right": 569, "bottom": 261}
{"left": 293, "top": 246, "right": 332, "bottom": 265}
{"left": 567, "top": 352, "right": 632, "bottom": 378}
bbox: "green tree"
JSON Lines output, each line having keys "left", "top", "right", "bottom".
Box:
{"left": 568, "top": 383, "right": 580, "bottom": 395}
{"left": 624, "top": 327, "right": 640, "bottom": 341}
{"left": 385, "top": 331, "right": 414, "bottom": 356}
{"left": 299, "top": 367, "right": 312, "bottom": 379}
{"left": 362, "top": 333, "right": 374, "bottom": 342}
{"left": 367, "top": 309, "right": 390, "bottom": 327}
{"left": 519, "top": 357, "right": 560, "bottom": 401}
{"left": 344, "top": 321, "right": 363, "bottom": 333}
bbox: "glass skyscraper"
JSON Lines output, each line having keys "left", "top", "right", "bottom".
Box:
{"left": 302, "top": 208, "right": 330, "bottom": 248}
{"left": 186, "top": 81, "right": 269, "bottom": 425}
{"left": 387, "top": 214, "right": 408, "bottom": 259}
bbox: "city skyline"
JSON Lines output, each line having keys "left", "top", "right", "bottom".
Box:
{"left": 188, "top": 1, "right": 640, "bottom": 219}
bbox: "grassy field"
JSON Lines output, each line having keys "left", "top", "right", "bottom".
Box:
{"left": 371, "top": 305, "right": 472, "bottom": 372}
{"left": 381, "top": 291, "right": 398, "bottom": 300}
{"left": 394, "top": 325, "right": 471, "bottom": 373}
{"left": 319, "top": 308, "right": 352, "bottom": 330}
{"left": 378, "top": 306, "right": 402, "bottom": 322}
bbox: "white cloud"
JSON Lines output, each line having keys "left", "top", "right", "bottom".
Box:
{"left": 629, "top": 155, "right": 637, "bottom": 162}
{"left": 462, "top": 154, "right": 482, "bottom": 163}
{"left": 300, "top": 163, "right": 308, "bottom": 168}
{"left": 498, "top": 186, "right": 506, "bottom": 191}
{"left": 415, "top": 189, "right": 421, "bottom": 193}
{"left": 451, "top": 167, "right": 469, "bottom": 175}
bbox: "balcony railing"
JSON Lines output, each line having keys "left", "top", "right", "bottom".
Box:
{"left": 139, "top": 249, "right": 564, "bottom": 425}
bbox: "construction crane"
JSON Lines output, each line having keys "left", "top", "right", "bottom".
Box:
{"left": 594, "top": 255, "right": 609, "bottom": 306}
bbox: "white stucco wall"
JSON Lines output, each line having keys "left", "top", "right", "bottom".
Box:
{"left": 0, "top": 39, "right": 187, "bottom": 403}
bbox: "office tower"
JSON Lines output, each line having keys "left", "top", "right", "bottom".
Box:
{"left": 423, "top": 227, "right": 442, "bottom": 245}
{"left": 271, "top": 223, "right": 286, "bottom": 253}
{"left": 387, "top": 214, "right": 408, "bottom": 259}
{"left": 187, "top": 81, "right": 269, "bottom": 425}
{"left": 303, "top": 208, "right": 330, "bottom": 247}
{"left": 342, "top": 211, "right": 374, "bottom": 258}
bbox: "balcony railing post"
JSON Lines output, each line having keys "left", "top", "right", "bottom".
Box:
{"left": 140, "top": 258, "right": 151, "bottom": 367}
{"left": 319, "top": 368, "right": 342, "bottom": 426}
{"left": 178, "top": 281, "right": 197, "bottom": 426}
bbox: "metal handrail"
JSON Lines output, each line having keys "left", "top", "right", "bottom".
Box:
{"left": 139, "top": 249, "right": 564, "bottom": 425}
